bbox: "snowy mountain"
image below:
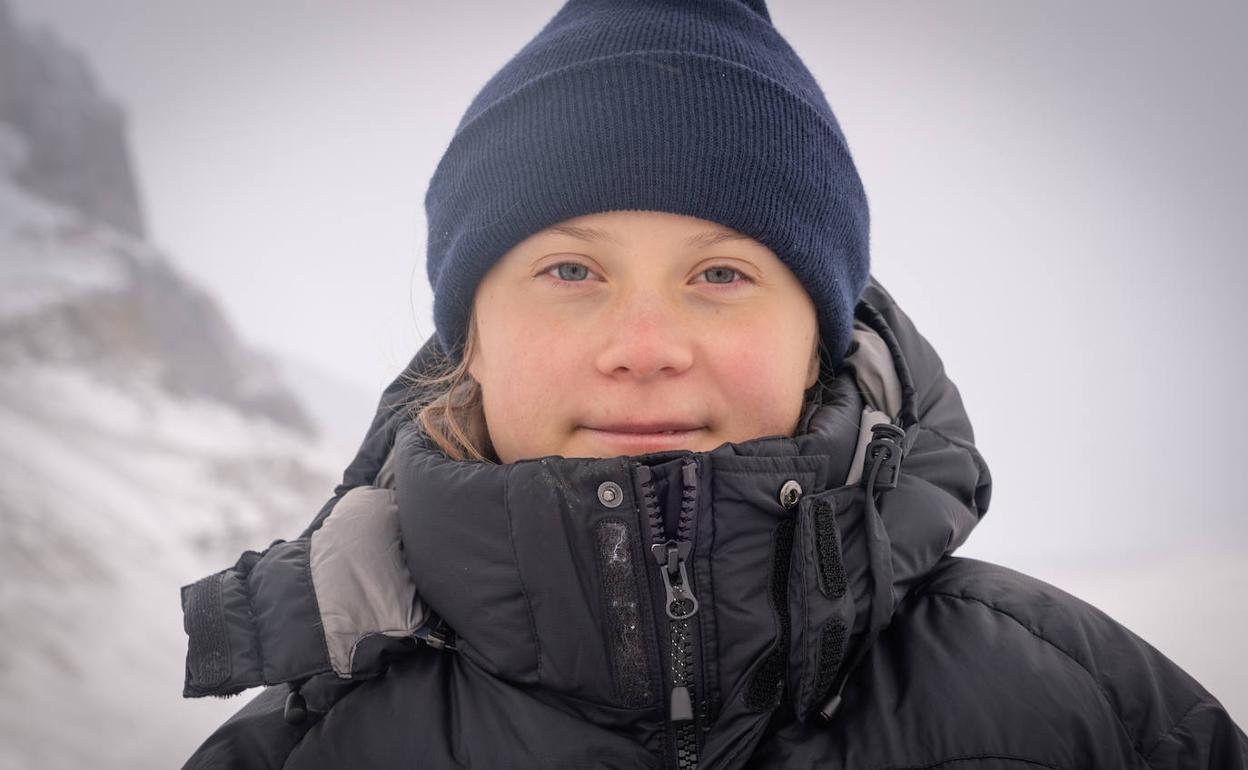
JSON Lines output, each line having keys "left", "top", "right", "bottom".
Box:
{"left": 0, "top": 0, "right": 144, "bottom": 239}
{"left": 0, "top": 3, "right": 372, "bottom": 767}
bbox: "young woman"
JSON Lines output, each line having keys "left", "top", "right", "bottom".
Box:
{"left": 179, "top": 1, "right": 1246, "bottom": 767}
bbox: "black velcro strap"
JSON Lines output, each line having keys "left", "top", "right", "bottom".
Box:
{"left": 745, "top": 517, "right": 795, "bottom": 712}
{"left": 183, "top": 572, "right": 231, "bottom": 693}
{"left": 813, "top": 498, "right": 847, "bottom": 599}
{"left": 812, "top": 619, "right": 848, "bottom": 703}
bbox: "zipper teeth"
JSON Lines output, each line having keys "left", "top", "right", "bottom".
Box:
{"left": 677, "top": 458, "right": 698, "bottom": 542}
{"left": 636, "top": 464, "right": 664, "bottom": 544}
{"left": 671, "top": 618, "right": 694, "bottom": 687}
{"left": 674, "top": 632, "right": 699, "bottom": 769}
{"left": 676, "top": 459, "right": 700, "bottom": 769}
{"left": 675, "top": 723, "right": 698, "bottom": 769}
{"left": 636, "top": 459, "right": 702, "bottom": 770}
{"left": 673, "top": 615, "right": 697, "bottom": 769}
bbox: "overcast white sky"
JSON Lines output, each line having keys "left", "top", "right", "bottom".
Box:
{"left": 9, "top": 0, "right": 1247, "bottom": 720}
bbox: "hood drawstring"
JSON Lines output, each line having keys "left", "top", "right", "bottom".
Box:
{"left": 818, "top": 421, "right": 907, "bottom": 723}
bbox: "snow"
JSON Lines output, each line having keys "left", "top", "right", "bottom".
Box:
{"left": 0, "top": 180, "right": 128, "bottom": 322}
{"left": 0, "top": 125, "right": 352, "bottom": 768}
{"left": 0, "top": 127, "right": 167, "bottom": 326}
{"left": 0, "top": 360, "right": 341, "bottom": 769}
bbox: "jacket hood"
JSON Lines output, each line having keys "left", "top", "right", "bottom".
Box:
{"left": 363, "top": 275, "right": 991, "bottom": 757}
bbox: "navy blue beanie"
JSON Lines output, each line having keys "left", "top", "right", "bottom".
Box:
{"left": 424, "top": 0, "right": 871, "bottom": 371}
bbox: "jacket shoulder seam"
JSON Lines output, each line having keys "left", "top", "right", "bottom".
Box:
{"left": 922, "top": 424, "right": 988, "bottom": 480}
{"left": 921, "top": 590, "right": 1149, "bottom": 765}
{"left": 1140, "top": 696, "right": 1211, "bottom": 763}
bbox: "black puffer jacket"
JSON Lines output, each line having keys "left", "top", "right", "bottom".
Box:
{"left": 180, "top": 278, "right": 1246, "bottom": 769}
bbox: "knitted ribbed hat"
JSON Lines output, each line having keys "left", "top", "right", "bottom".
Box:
{"left": 424, "top": 0, "right": 871, "bottom": 371}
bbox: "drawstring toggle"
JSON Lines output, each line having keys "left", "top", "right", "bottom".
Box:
{"left": 864, "top": 423, "right": 906, "bottom": 491}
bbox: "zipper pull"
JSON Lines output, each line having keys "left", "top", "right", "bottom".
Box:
{"left": 669, "top": 684, "right": 694, "bottom": 722}
{"left": 652, "top": 540, "right": 699, "bottom": 620}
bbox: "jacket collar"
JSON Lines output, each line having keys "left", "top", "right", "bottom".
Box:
{"left": 389, "top": 277, "right": 991, "bottom": 746}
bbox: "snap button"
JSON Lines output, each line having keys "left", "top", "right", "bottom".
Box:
{"left": 597, "top": 480, "right": 623, "bottom": 508}
{"left": 779, "top": 479, "right": 802, "bottom": 509}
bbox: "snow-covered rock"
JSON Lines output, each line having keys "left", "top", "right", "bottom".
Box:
{"left": 0, "top": 0, "right": 146, "bottom": 238}
{"left": 0, "top": 3, "right": 371, "bottom": 766}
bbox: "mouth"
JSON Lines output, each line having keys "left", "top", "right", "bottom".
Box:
{"left": 581, "top": 423, "right": 707, "bottom": 451}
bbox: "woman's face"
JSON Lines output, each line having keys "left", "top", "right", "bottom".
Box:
{"left": 467, "top": 210, "right": 821, "bottom": 463}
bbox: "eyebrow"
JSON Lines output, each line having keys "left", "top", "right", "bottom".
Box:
{"left": 542, "top": 223, "right": 753, "bottom": 249}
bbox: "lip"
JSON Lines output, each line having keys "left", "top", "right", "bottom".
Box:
{"left": 587, "top": 421, "right": 705, "bottom": 434}
{"left": 581, "top": 423, "right": 706, "bottom": 452}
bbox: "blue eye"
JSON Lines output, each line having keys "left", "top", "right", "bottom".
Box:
{"left": 703, "top": 267, "right": 739, "bottom": 284}
{"left": 699, "top": 266, "right": 752, "bottom": 286}
{"left": 555, "top": 263, "right": 590, "bottom": 281}
{"left": 542, "top": 262, "right": 593, "bottom": 282}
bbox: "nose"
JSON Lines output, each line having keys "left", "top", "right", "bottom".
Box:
{"left": 593, "top": 293, "right": 695, "bottom": 380}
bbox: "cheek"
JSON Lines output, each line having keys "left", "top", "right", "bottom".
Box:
{"left": 476, "top": 297, "right": 561, "bottom": 385}
{"left": 716, "top": 348, "right": 786, "bottom": 402}
{"left": 478, "top": 320, "right": 582, "bottom": 423}
{"left": 707, "top": 322, "right": 809, "bottom": 425}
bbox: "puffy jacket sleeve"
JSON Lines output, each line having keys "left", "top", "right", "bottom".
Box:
{"left": 181, "top": 480, "right": 440, "bottom": 697}
{"left": 920, "top": 558, "right": 1248, "bottom": 769}
{"left": 1144, "top": 698, "right": 1248, "bottom": 768}
{"left": 181, "top": 335, "right": 453, "bottom": 698}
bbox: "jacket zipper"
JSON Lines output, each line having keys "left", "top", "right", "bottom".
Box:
{"left": 635, "top": 459, "right": 701, "bottom": 770}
